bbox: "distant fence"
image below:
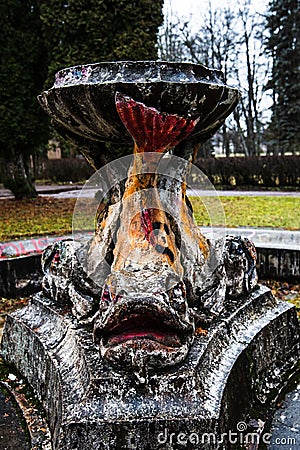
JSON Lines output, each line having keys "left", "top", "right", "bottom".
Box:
{"left": 0, "top": 156, "right": 299, "bottom": 187}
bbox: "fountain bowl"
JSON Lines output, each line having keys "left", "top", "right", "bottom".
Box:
{"left": 38, "top": 61, "right": 240, "bottom": 146}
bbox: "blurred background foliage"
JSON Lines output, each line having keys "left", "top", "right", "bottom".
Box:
{"left": 40, "top": 0, "right": 164, "bottom": 86}
{"left": 0, "top": 0, "right": 164, "bottom": 197}
{"left": 0, "top": 0, "right": 299, "bottom": 198}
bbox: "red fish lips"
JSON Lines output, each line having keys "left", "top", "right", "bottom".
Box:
{"left": 96, "top": 292, "right": 194, "bottom": 353}
{"left": 102, "top": 312, "right": 182, "bottom": 348}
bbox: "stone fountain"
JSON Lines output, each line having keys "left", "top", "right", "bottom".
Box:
{"left": 1, "top": 61, "right": 299, "bottom": 449}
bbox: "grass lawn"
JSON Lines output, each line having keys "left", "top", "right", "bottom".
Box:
{"left": 0, "top": 195, "right": 299, "bottom": 241}
{"left": 0, "top": 197, "right": 76, "bottom": 241}
{"left": 191, "top": 196, "right": 300, "bottom": 230}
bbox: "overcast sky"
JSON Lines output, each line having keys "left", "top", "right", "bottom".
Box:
{"left": 162, "top": 0, "right": 272, "bottom": 119}
{"left": 164, "top": 0, "right": 268, "bottom": 31}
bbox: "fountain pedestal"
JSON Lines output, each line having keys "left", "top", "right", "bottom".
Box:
{"left": 1, "top": 62, "right": 299, "bottom": 449}
{"left": 2, "top": 286, "right": 299, "bottom": 449}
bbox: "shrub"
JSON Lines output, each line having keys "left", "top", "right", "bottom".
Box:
{"left": 35, "top": 158, "right": 94, "bottom": 182}
{"left": 1, "top": 156, "right": 299, "bottom": 187}
{"left": 194, "top": 156, "right": 300, "bottom": 188}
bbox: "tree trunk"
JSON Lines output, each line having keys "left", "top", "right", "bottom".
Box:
{"left": 244, "top": 27, "right": 256, "bottom": 156}
{"left": 222, "top": 124, "right": 230, "bottom": 157}
{"left": 233, "top": 108, "right": 248, "bottom": 156}
{"left": 3, "top": 150, "right": 37, "bottom": 199}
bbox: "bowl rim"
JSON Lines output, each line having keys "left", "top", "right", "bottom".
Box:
{"left": 51, "top": 60, "right": 236, "bottom": 90}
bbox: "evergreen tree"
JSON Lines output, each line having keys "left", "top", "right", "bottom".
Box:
{"left": 40, "top": 0, "right": 164, "bottom": 164}
{"left": 266, "top": 0, "right": 300, "bottom": 154}
{"left": 0, "top": 0, "right": 49, "bottom": 198}
{"left": 40, "top": 0, "right": 164, "bottom": 86}
{"left": 0, "top": 1, "right": 164, "bottom": 198}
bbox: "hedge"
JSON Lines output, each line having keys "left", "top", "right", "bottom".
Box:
{"left": 0, "top": 156, "right": 299, "bottom": 187}
{"left": 0, "top": 157, "right": 94, "bottom": 183}
{"left": 35, "top": 158, "right": 94, "bottom": 182}
{"left": 194, "top": 156, "right": 300, "bottom": 188}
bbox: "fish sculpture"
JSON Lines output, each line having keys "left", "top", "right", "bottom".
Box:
{"left": 39, "top": 61, "right": 257, "bottom": 383}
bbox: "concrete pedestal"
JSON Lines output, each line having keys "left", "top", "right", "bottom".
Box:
{"left": 1, "top": 285, "right": 299, "bottom": 450}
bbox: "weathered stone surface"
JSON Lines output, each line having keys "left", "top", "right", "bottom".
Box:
{"left": 0, "top": 254, "right": 42, "bottom": 297}
{"left": 257, "top": 247, "right": 300, "bottom": 281}
{"left": 1, "top": 61, "right": 299, "bottom": 449}
{"left": 37, "top": 62, "right": 255, "bottom": 378}
{"left": 37, "top": 230, "right": 258, "bottom": 379}
{"left": 38, "top": 61, "right": 239, "bottom": 169}
{"left": 0, "top": 236, "right": 298, "bottom": 299}
{"left": 269, "top": 382, "right": 300, "bottom": 449}
{"left": 1, "top": 286, "right": 299, "bottom": 449}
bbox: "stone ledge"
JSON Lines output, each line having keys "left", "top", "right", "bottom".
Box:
{"left": 1, "top": 286, "right": 299, "bottom": 449}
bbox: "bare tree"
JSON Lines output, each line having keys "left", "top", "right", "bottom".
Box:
{"left": 158, "top": 0, "right": 269, "bottom": 157}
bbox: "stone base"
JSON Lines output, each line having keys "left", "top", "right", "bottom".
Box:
{"left": 1, "top": 285, "right": 299, "bottom": 450}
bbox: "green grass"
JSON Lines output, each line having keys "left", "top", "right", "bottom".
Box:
{"left": 0, "top": 195, "right": 299, "bottom": 242}
{"left": 0, "top": 197, "right": 76, "bottom": 241}
{"left": 191, "top": 196, "right": 300, "bottom": 230}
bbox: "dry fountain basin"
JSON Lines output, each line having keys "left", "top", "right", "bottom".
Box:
{"left": 1, "top": 61, "right": 299, "bottom": 449}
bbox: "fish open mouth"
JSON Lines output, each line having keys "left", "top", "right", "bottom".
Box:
{"left": 94, "top": 286, "right": 195, "bottom": 376}
{"left": 102, "top": 312, "right": 182, "bottom": 348}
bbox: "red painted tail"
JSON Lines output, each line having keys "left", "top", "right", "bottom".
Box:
{"left": 115, "top": 92, "right": 197, "bottom": 152}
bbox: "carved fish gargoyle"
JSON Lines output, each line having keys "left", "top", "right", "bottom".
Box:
{"left": 39, "top": 61, "right": 257, "bottom": 383}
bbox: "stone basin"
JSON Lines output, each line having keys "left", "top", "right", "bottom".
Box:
{"left": 38, "top": 61, "right": 239, "bottom": 147}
